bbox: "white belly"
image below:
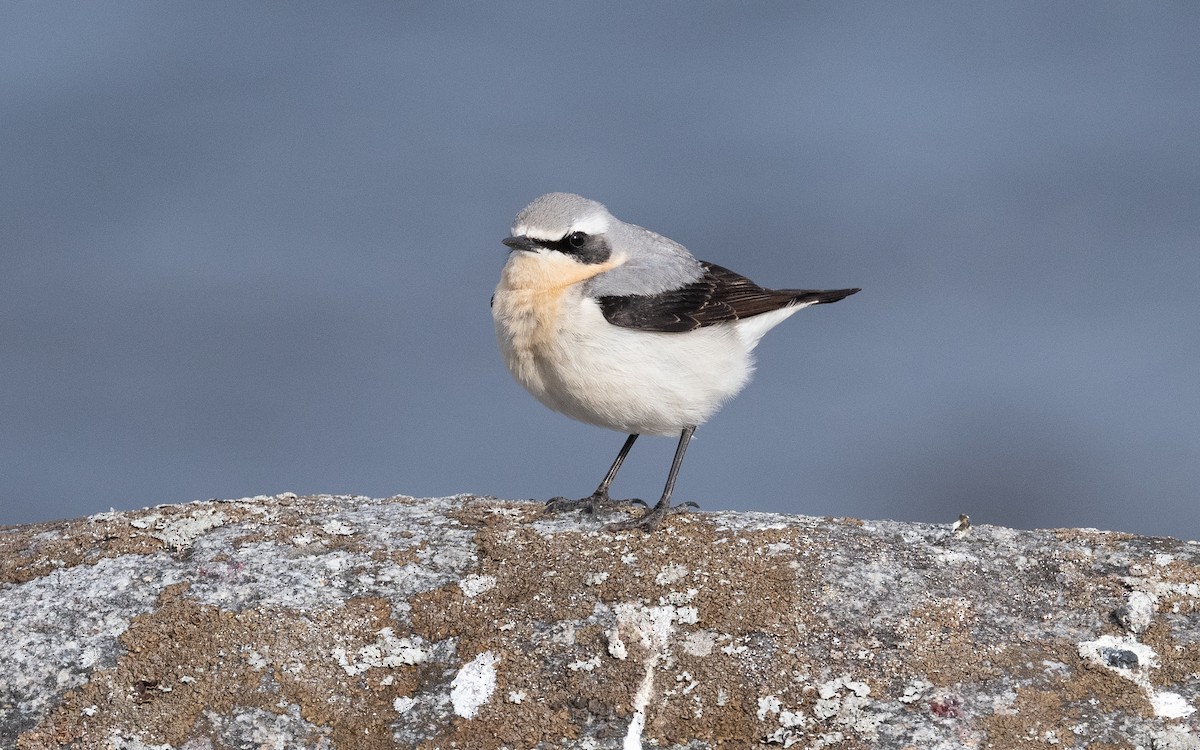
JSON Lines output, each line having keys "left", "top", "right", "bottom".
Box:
{"left": 493, "top": 283, "right": 755, "bottom": 436}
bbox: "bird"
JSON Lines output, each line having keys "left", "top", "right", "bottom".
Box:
{"left": 491, "top": 192, "right": 859, "bottom": 531}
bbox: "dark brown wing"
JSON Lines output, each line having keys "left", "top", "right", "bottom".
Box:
{"left": 598, "top": 261, "right": 859, "bottom": 332}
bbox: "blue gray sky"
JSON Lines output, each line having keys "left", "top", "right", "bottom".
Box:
{"left": 3, "top": 3, "right": 1198, "bottom": 538}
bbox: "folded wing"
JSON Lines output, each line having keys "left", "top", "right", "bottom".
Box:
{"left": 598, "top": 261, "right": 859, "bottom": 332}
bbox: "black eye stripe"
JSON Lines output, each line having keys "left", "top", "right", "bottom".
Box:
{"left": 542, "top": 231, "right": 611, "bottom": 265}
{"left": 545, "top": 232, "right": 590, "bottom": 254}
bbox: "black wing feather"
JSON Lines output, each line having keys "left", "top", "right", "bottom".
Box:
{"left": 598, "top": 262, "right": 859, "bottom": 333}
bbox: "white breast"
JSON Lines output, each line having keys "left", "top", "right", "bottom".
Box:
{"left": 493, "top": 259, "right": 756, "bottom": 436}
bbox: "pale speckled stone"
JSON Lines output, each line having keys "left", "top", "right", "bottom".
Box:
{"left": 2, "top": 493, "right": 1198, "bottom": 749}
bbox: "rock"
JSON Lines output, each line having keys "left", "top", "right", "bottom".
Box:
{"left": 1, "top": 493, "right": 1198, "bottom": 749}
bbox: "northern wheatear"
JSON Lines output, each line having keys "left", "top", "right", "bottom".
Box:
{"left": 492, "top": 193, "right": 859, "bottom": 531}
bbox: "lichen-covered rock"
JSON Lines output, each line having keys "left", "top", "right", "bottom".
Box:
{"left": 1, "top": 494, "right": 1198, "bottom": 749}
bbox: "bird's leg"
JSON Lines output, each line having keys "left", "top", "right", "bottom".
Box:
{"left": 545, "top": 434, "right": 642, "bottom": 514}
{"left": 588, "top": 432, "right": 641, "bottom": 506}
{"left": 606, "top": 426, "right": 698, "bottom": 532}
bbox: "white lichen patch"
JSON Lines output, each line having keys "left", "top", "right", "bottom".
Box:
{"left": 673, "top": 606, "right": 699, "bottom": 625}
{"left": 1120, "top": 590, "right": 1156, "bottom": 633}
{"left": 822, "top": 676, "right": 871, "bottom": 698}
{"left": 568, "top": 655, "right": 601, "bottom": 672}
{"left": 87, "top": 509, "right": 125, "bottom": 524}
{"left": 129, "top": 515, "right": 157, "bottom": 529}
{"left": 243, "top": 648, "right": 268, "bottom": 671}
{"left": 607, "top": 627, "right": 628, "bottom": 660}
{"left": 681, "top": 630, "right": 716, "bottom": 657}
{"left": 1077, "top": 635, "right": 1158, "bottom": 677}
{"left": 658, "top": 587, "right": 699, "bottom": 605}
{"left": 759, "top": 676, "right": 881, "bottom": 748}
{"left": 320, "top": 519, "right": 356, "bottom": 537}
{"left": 334, "top": 628, "right": 431, "bottom": 676}
{"left": 758, "top": 693, "right": 809, "bottom": 746}
{"left": 764, "top": 541, "right": 794, "bottom": 555}
{"left": 757, "top": 695, "right": 782, "bottom": 721}
{"left": 1148, "top": 728, "right": 1200, "bottom": 750}
{"left": 655, "top": 563, "right": 689, "bottom": 586}
{"left": 458, "top": 574, "right": 496, "bottom": 598}
{"left": 673, "top": 672, "right": 699, "bottom": 696}
{"left": 614, "top": 603, "right": 679, "bottom": 652}
{"left": 898, "top": 678, "right": 933, "bottom": 704}
{"left": 1077, "top": 634, "right": 1195, "bottom": 718}
{"left": 1151, "top": 692, "right": 1195, "bottom": 720}
{"left": 394, "top": 696, "right": 416, "bottom": 714}
{"left": 813, "top": 677, "right": 871, "bottom": 722}
{"left": 132, "top": 508, "right": 228, "bottom": 551}
{"left": 1122, "top": 570, "right": 1200, "bottom": 601}
{"left": 450, "top": 651, "right": 498, "bottom": 719}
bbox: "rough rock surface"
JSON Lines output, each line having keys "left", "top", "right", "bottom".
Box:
{"left": 2, "top": 493, "right": 1198, "bottom": 750}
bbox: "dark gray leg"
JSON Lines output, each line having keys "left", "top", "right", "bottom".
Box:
{"left": 546, "top": 434, "right": 641, "bottom": 514}
{"left": 606, "top": 425, "right": 697, "bottom": 532}
{"left": 594, "top": 433, "right": 638, "bottom": 500}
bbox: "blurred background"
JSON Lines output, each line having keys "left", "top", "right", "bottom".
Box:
{"left": 2, "top": 3, "right": 1197, "bottom": 538}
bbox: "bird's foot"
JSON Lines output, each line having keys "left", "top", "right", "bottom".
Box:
{"left": 604, "top": 500, "right": 699, "bottom": 532}
{"left": 544, "top": 491, "right": 647, "bottom": 516}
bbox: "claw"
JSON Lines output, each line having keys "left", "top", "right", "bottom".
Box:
{"left": 544, "top": 492, "right": 644, "bottom": 516}
{"left": 603, "top": 501, "right": 697, "bottom": 532}
{"left": 544, "top": 496, "right": 580, "bottom": 512}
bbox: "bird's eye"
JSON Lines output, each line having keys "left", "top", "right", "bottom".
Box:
{"left": 567, "top": 231, "right": 588, "bottom": 249}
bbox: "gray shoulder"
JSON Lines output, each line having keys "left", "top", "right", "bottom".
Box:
{"left": 583, "top": 223, "right": 704, "bottom": 298}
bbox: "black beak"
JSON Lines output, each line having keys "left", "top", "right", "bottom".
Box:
{"left": 502, "top": 236, "right": 539, "bottom": 253}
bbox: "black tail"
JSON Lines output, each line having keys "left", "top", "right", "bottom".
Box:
{"left": 786, "top": 287, "right": 861, "bottom": 305}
